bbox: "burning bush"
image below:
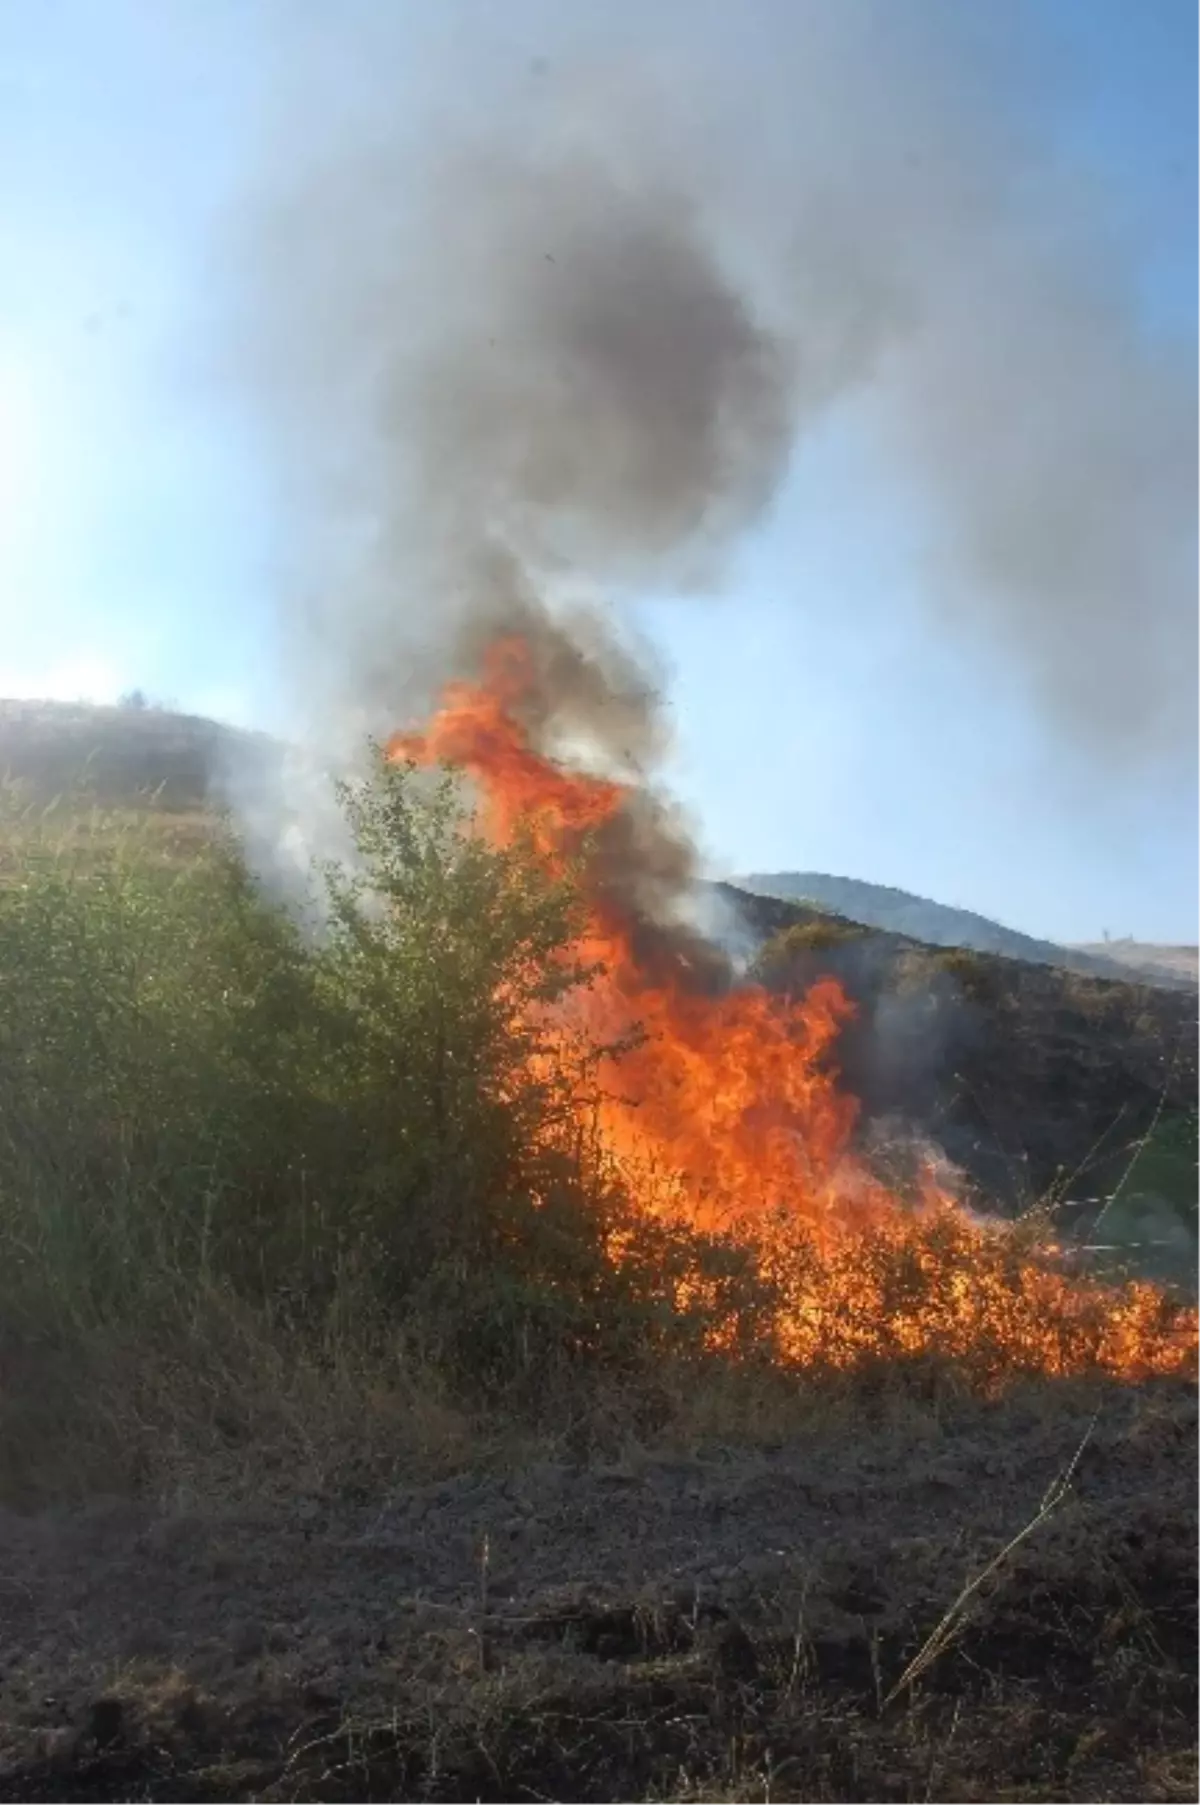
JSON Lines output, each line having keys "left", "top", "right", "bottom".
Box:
{"left": 384, "top": 638, "right": 1196, "bottom": 1392}
{"left": 0, "top": 723, "right": 1192, "bottom": 1506}
{"left": 0, "top": 772, "right": 784, "bottom": 1470}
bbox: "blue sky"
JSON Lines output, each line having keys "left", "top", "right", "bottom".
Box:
{"left": 0, "top": 0, "right": 1194, "bottom": 943}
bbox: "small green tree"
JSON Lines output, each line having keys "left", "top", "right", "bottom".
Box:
{"left": 0, "top": 751, "right": 788, "bottom": 1422}
{"left": 294, "top": 756, "right": 623, "bottom": 1355}
{"left": 0, "top": 757, "right": 635, "bottom": 1373}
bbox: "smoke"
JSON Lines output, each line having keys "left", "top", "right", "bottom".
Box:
{"left": 229, "top": 0, "right": 1195, "bottom": 896}
{"left": 232, "top": 23, "right": 800, "bottom": 932}
{"left": 242, "top": 77, "right": 795, "bottom": 724}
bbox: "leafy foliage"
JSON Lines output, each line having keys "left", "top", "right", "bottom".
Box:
{"left": 750, "top": 914, "right": 869, "bottom": 981}
{"left": 0, "top": 754, "right": 775, "bottom": 1418}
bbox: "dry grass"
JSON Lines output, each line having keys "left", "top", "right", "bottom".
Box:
{"left": 1, "top": 1379, "right": 1193, "bottom": 1801}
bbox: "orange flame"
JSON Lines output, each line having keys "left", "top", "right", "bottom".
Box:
{"left": 388, "top": 638, "right": 1197, "bottom": 1385}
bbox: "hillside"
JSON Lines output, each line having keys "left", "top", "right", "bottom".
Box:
{"left": 0, "top": 697, "right": 276, "bottom": 812}
{"left": 739, "top": 870, "right": 1195, "bottom": 990}
{"left": 1074, "top": 939, "right": 1200, "bottom": 986}
{"left": 720, "top": 886, "right": 1197, "bottom": 1270}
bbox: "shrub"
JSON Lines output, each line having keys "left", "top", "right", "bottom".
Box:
{"left": 0, "top": 754, "right": 778, "bottom": 1441}
{"left": 751, "top": 914, "right": 868, "bottom": 985}
{"left": 934, "top": 945, "right": 1002, "bottom": 1005}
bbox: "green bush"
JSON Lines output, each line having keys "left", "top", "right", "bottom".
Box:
{"left": 751, "top": 915, "right": 868, "bottom": 985}
{"left": 934, "top": 946, "right": 1002, "bottom": 1005}
{"left": 0, "top": 754, "right": 778, "bottom": 1426}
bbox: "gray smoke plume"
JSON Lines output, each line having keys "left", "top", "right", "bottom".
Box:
{"left": 242, "top": 92, "right": 796, "bottom": 738}
{"left": 229, "top": 0, "right": 1195, "bottom": 901}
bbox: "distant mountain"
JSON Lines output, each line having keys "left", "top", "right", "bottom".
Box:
{"left": 737, "top": 871, "right": 1195, "bottom": 990}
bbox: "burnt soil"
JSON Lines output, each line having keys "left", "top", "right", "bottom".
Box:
{"left": 0, "top": 1381, "right": 1194, "bottom": 1802}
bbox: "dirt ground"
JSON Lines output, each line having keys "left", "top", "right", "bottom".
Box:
{"left": 0, "top": 1380, "right": 1194, "bottom": 1802}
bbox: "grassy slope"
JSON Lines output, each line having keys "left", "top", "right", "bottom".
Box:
{"left": 0, "top": 702, "right": 1193, "bottom": 1803}
{"left": 0, "top": 697, "right": 278, "bottom": 812}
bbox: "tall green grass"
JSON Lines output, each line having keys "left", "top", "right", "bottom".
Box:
{"left": 0, "top": 758, "right": 779, "bottom": 1501}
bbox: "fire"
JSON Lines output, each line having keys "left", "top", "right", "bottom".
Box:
{"left": 388, "top": 638, "right": 1197, "bottom": 1386}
